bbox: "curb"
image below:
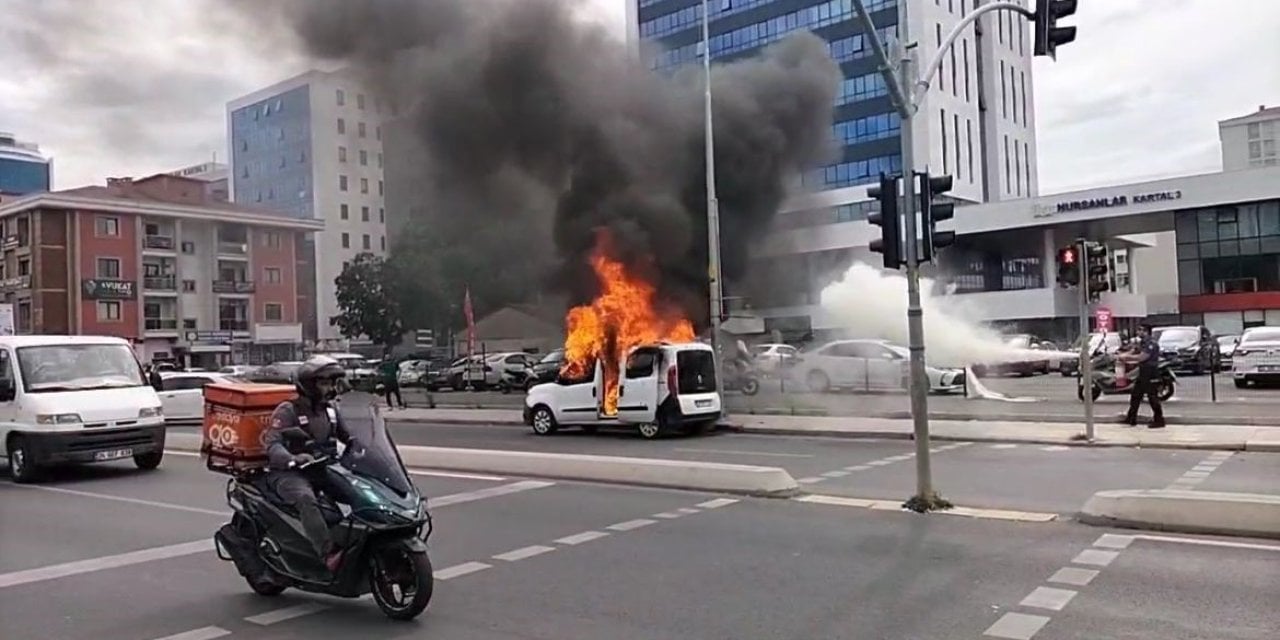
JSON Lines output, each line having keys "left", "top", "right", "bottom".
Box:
{"left": 1078, "top": 489, "right": 1280, "bottom": 540}
{"left": 164, "top": 432, "right": 799, "bottom": 498}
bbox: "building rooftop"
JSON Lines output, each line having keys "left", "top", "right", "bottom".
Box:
{"left": 1219, "top": 104, "right": 1280, "bottom": 126}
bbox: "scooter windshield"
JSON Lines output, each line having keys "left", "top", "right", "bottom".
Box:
{"left": 340, "top": 407, "right": 415, "bottom": 497}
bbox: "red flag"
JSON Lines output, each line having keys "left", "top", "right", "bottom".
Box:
{"left": 463, "top": 288, "right": 476, "bottom": 356}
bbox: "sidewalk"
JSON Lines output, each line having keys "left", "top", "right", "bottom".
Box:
{"left": 382, "top": 407, "right": 1280, "bottom": 452}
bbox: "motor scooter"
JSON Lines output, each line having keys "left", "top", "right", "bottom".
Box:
{"left": 1078, "top": 349, "right": 1176, "bottom": 402}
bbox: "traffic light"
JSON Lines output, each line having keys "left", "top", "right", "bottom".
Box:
{"left": 1056, "top": 245, "right": 1079, "bottom": 287}
{"left": 918, "top": 171, "right": 955, "bottom": 263}
{"left": 1033, "top": 0, "right": 1078, "bottom": 59}
{"left": 867, "top": 174, "right": 903, "bottom": 270}
{"left": 1085, "top": 241, "right": 1110, "bottom": 301}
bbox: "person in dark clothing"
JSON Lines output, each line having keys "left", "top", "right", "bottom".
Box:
{"left": 1121, "top": 323, "right": 1166, "bottom": 429}
{"left": 147, "top": 365, "right": 163, "bottom": 391}
{"left": 378, "top": 358, "right": 404, "bottom": 409}
{"left": 263, "top": 355, "right": 357, "bottom": 573}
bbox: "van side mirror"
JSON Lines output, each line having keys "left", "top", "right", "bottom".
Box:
{"left": 0, "top": 378, "right": 15, "bottom": 402}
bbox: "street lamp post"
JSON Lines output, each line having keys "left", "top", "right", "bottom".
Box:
{"left": 701, "top": 0, "right": 727, "bottom": 400}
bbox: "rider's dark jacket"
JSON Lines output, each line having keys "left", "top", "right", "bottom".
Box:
{"left": 263, "top": 396, "right": 351, "bottom": 471}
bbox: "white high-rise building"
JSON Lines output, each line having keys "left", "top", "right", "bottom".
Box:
{"left": 1219, "top": 105, "right": 1280, "bottom": 171}
{"left": 227, "top": 70, "right": 389, "bottom": 346}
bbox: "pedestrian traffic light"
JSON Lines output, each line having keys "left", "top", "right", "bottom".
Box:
{"left": 1056, "top": 245, "right": 1079, "bottom": 287}
{"left": 1085, "top": 241, "right": 1110, "bottom": 301}
{"left": 867, "top": 174, "right": 903, "bottom": 270}
{"left": 1033, "top": 0, "right": 1078, "bottom": 59}
{"left": 918, "top": 171, "right": 955, "bottom": 263}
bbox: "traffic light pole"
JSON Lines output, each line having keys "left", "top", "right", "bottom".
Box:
{"left": 1076, "top": 239, "right": 1096, "bottom": 442}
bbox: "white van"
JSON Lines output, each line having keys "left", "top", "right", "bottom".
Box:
{"left": 0, "top": 335, "right": 167, "bottom": 483}
{"left": 523, "top": 341, "right": 722, "bottom": 439}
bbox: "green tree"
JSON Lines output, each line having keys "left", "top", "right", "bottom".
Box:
{"left": 332, "top": 252, "right": 405, "bottom": 354}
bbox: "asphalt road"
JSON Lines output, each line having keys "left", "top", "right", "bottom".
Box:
{"left": 384, "top": 421, "right": 1280, "bottom": 515}
{"left": 3, "top": 453, "right": 1278, "bottom": 640}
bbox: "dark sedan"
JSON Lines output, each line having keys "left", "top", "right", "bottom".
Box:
{"left": 530, "top": 349, "right": 566, "bottom": 387}
{"left": 1153, "top": 326, "right": 1217, "bottom": 374}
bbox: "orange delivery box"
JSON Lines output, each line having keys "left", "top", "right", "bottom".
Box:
{"left": 201, "top": 381, "right": 297, "bottom": 475}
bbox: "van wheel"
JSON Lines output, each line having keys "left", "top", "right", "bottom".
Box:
{"left": 134, "top": 450, "right": 164, "bottom": 471}
{"left": 637, "top": 417, "right": 666, "bottom": 440}
{"left": 530, "top": 406, "right": 558, "bottom": 436}
{"left": 7, "top": 435, "right": 40, "bottom": 484}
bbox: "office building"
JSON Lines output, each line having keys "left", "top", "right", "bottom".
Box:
{"left": 227, "top": 70, "right": 389, "bottom": 347}
{"left": 0, "top": 133, "right": 52, "bottom": 195}
{"left": 628, "top": 0, "right": 1037, "bottom": 203}
{"left": 1220, "top": 105, "right": 1280, "bottom": 171}
{"left": 0, "top": 173, "right": 323, "bottom": 367}
{"left": 168, "top": 161, "right": 230, "bottom": 202}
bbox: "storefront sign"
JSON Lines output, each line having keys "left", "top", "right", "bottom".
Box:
{"left": 186, "top": 330, "right": 233, "bottom": 343}
{"left": 1054, "top": 190, "right": 1183, "bottom": 214}
{"left": 1095, "top": 307, "right": 1113, "bottom": 332}
{"left": 81, "top": 279, "right": 136, "bottom": 300}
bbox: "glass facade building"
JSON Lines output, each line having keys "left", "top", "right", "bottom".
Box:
{"left": 0, "top": 134, "right": 52, "bottom": 195}
{"left": 637, "top": 0, "right": 903, "bottom": 190}
{"left": 228, "top": 85, "right": 315, "bottom": 219}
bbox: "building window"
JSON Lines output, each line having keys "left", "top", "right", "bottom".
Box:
{"left": 183, "top": 279, "right": 196, "bottom": 292}
{"left": 1003, "top": 135, "right": 1011, "bottom": 194}
{"left": 265, "top": 303, "right": 284, "bottom": 322}
{"left": 358, "top": 122, "right": 367, "bottom": 138}
{"left": 359, "top": 149, "right": 368, "bottom": 166}
{"left": 379, "top": 208, "right": 385, "bottom": 223}
{"left": 340, "top": 203, "right": 349, "bottom": 220}
{"left": 362, "top": 234, "right": 371, "bottom": 250}
{"left": 181, "top": 241, "right": 195, "bottom": 254}
{"left": 935, "top": 24, "right": 944, "bottom": 93}
{"left": 1247, "top": 123, "right": 1261, "bottom": 139}
{"left": 97, "top": 301, "right": 122, "bottom": 322}
{"left": 378, "top": 180, "right": 384, "bottom": 196}
{"left": 339, "top": 146, "right": 347, "bottom": 162}
{"left": 356, "top": 93, "right": 365, "bottom": 110}
{"left": 265, "top": 267, "right": 282, "bottom": 284}
{"left": 336, "top": 89, "right": 345, "bottom": 105}
{"left": 954, "top": 113, "right": 961, "bottom": 182}
{"left": 337, "top": 118, "right": 346, "bottom": 134}
{"left": 183, "top": 318, "right": 197, "bottom": 330}
{"left": 339, "top": 175, "right": 348, "bottom": 191}
{"left": 940, "top": 110, "right": 949, "bottom": 175}
{"left": 1014, "top": 143, "right": 1022, "bottom": 196}
{"left": 1024, "top": 141, "right": 1031, "bottom": 194}
{"left": 361, "top": 206, "right": 370, "bottom": 222}
{"left": 95, "top": 216, "right": 120, "bottom": 237}
{"left": 341, "top": 233, "right": 350, "bottom": 249}
{"left": 17, "top": 258, "right": 30, "bottom": 276}
{"left": 263, "top": 231, "right": 282, "bottom": 248}
{"left": 361, "top": 178, "right": 369, "bottom": 194}
{"left": 1000, "top": 61, "right": 1007, "bottom": 118}
{"left": 376, "top": 125, "right": 382, "bottom": 141}
{"left": 378, "top": 153, "right": 383, "bottom": 168}
{"left": 97, "top": 257, "right": 121, "bottom": 279}
{"left": 380, "top": 235, "right": 386, "bottom": 251}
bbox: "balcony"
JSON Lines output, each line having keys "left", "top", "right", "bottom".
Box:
{"left": 212, "top": 280, "right": 255, "bottom": 294}
{"left": 143, "top": 235, "right": 176, "bottom": 251}
{"left": 217, "top": 241, "right": 249, "bottom": 256}
{"left": 143, "top": 275, "right": 177, "bottom": 291}
{"left": 145, "top": 318, "right": 179, "bottom": 331}
{"left": 219, "top": 319, "right": 250, "bottom": 332}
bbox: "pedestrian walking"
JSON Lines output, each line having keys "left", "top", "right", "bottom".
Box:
{"left": 379, "top": 358, "right": 405, "bottom": 410}
{"left": 1120, "top": 323, "right": 1166, "bottom": 429}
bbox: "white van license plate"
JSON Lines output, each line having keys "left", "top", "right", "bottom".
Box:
{"left": 695, "top": 399, "right": 712, "bottom": 408}
{"left": 95, "top": 448, "right": 133, "bottom": 461}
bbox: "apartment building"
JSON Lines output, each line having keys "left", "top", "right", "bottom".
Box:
{"left": 0, "top": 173, "right": 324, "bottom": 368}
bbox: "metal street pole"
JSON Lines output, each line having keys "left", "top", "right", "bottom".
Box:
{"left": 701, "top": 0, "right": 727, "bottom": 405}
{"left": 1077, "top": 238, "right": 1095, "bottom": 442}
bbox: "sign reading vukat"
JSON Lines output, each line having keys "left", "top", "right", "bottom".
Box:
{"left": 1095, "top": 307, "right": 1113, "bottom": 333}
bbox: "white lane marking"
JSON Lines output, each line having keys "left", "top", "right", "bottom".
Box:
{"left": 1093, "top": 534, "right": 1134, "bottom": 549}
{"left": 493, "top": 545, "right": 556, "bottom": 562}
{"left": 607, "top": 518, "right": 657, "bottom": 531}
{"left": 1039, "top": 445, "right": 1070, "bottom": 452}
{"left": 555, "top": 531, "right": 609, "bottom": 546}
{"left": 676, "top": 507, "right": 701, "bottom": 515}
{"left": 844, "top": 465, "right": 872, "bottom": 471}
{"left": 8, "top": 484, "right": 229, "bottom": 517}
{"left": 991, "top": 444, "right": 1019, "bottom": 449}
{"left": 1072, "top": 549, "right": 1120, "bottom": 567}
{"left": 1206, "top": 451, "right": 1234, "bottom": 460}
{"left": 1181, "top": 471, "right": 1211, "bottom": 478}
{"left": 430, "top": 480, "right": 555, "bottom": 507}
{"left": 150, "top": 626, "right": 232, "bottom": 640}
{"left": 1047, "top": 567, "right": 1099, "bottom": 586}
{"left": 0, "top": 539, "right": 212, "bottom": 589}
{"left": 434, "top": 562, "right": 491, "bottom": 580}
{"left": 885, "top": 455, "right": 912, "bottom": 462}
{"left": 867, "top": 460, "right": 892, "bottom": 466}
{"left": 1134, "top": 534, "right": 1280, "bottom": 552}
{"left": 164, "top": 450, "right": 201, "bottom": 457}
{"left": 653, "top": 511, "right": 683, "bottom": 519}
{"left": 245, "top": 603, "right": 329, "bottom": 625}
{"left": 1019, "top": 586, "right": 1078, "bottom": 611}
{"left": 821, "top": 470, "right": 850, "bottom": 478}
{"left": 1191, "top": 465, "right": 1219, "bottom": 473}
{"left": 941, "top": 506, "right": 1057, "bottom": 523}
{"left": 409, "top": 469, "right": 507, "bottom": 481}
{"left": 983, "top": 612, "right": 1050, "bottom": 639}
{"left": 797, "top": 477, "right": 825, "bottom": 484}
{"left": 673, "top": 447, "right": 814, "bottom": 458}
{"left": 696, "top": 498, "right": 739, "bottom": 509}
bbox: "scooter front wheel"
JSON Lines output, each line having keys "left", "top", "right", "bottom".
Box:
{"left": 369, "top": 543, "right": 434, "bottom": 621}
{"left": 1157, "top": 380, "right": 1176, "bottom": 401}
{"left": 741, "top": 378, "right": 760, "bottom": 396}
{"left": 1077, "top": 384, "right": 1102, "bottom": 401}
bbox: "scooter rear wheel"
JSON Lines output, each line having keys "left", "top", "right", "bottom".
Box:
{"left": 369, "top": 544, "right": 434, "bottom": 621}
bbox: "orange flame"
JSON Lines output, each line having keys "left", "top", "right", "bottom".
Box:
{"left": 562, "top": 231, "right": 695, "bottom": 415}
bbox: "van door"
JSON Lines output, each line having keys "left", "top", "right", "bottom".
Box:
{"left": 554, "top": 365, "right": 599, "bottom": 425}
{"left": 618, "top": 347, "right": 660, "bottom": 424}
{"left": 0, "top": 349, "right": 17, "bottom": 455}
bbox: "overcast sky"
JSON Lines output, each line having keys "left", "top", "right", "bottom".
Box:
{"left": 1, "top": 0, "right": 1276, "bottom": 195}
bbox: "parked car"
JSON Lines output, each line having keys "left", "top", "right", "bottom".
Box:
{"left": 1231, "top": 326, "right": 1280, "bottom": 387}
{"left": 243, "top": 361, "right": 304, "bottom": 384}
{"left": 1216, "top": 334, "right": 1240, "bottom": 372}
{"left": 530, "top": 349, "right": 566, "bottom": 387}
{"left": 156, "top": 371, "right": 232, "bottom": 424}
{"left": 751, "top": 343, "right": 800, "bottom": 374}
{"left": 1060, "top": 332, "right": 1122, "bottom": 376}
{"left": 791, "top": 339, "right": 965, "bottom": 394}
{"left": 971, "top": 334, "right": 1053, "bottom": 377}
{"left": 1153, "top": 325, "right": 1216, "bottom": 375}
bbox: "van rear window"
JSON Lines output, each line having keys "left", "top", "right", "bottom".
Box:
{"left": 676, "top": 350, "right": 717, "bottom": 393}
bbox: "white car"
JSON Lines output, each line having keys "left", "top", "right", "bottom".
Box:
{"left": 524, "top": 341, "right": 721, "bottom": 439}
{"left": 792, "top": 339, "right": 965, "bottom": 394}
{"left": 157, "top": 371, "right": 232, "bottom": 424}
{"left": 1231, "top": 326, "right": 1280, "bottom": 388}
{"left": 751, "top": 343, "right": 800, "bottom": 373}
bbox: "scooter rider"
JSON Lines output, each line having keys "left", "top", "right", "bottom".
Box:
{"left": 263, "top": 355, "right": 356, "bottom": 573}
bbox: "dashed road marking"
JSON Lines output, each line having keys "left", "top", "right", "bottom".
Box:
{"left": 1047, "top": 567, "right": 1099, "bottom": 586}
{"left": 844, "top": 465, "right": 872, "bottom": 471}
{"left": 674, "top": 447, "right": 813, "bottom": 458}
{"left": 409, "top": 469, "right": 507, "bottom": 481}
{"left": 1093, "top": 533, "right": 1135, "bottom": 550}
{"left": 1072, "top": 549, "right": 1120, "bottom": 567}
{"left": 1165, "top": 451, "right": 1232, "bottom": 490}
{"left": 493, "top": 545, "right": 556, "bottom": 562}
{"left": 867, "top": 460, "right": 892, "bottom": 466}
{"left": 696, "top": 498, "right": 739, "bottom": 509}
{"left": 607, "top": 518, "right": 657, "bottom": 531}
{"left": 0, "top": 539, "right": 213, "bottom": 590}
{"left": 653, "top": 511, "right": 684, "bottom": 518}
{"left": 434, "top": 561, "right": 491, "bottom": 580}
{"left": 431, "top": 480, "right": 556, "bottom": 507}
{"left": 991, "top": 444, "right": 1019, "bottom": 449}
{"left": 151, "top": 627, "right": 232, "bottom": 640}
{"left": 1019, "top": 586, "right": 1077, "bottom": 611}
{"left": 821, "top": 470, "right": 850, "bottom": 478}
{"left": 555, "top": 531, "right": 610, "bottom": 546}
{"left": 245, "top": 603, "right": 329, "bottom": 625}
{"left": 9, "top": 484, "right": 230, "bottom": 517}
{"left": 1039, "top": 445, "right": 1070, "bottom": 452}
{"left": 983, "top": 612, "right": 1050, "bottom": 639}
{"left": 676, "top": 507, "right": 701, "bottom": 515}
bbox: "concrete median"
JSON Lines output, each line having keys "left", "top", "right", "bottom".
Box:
{"left": 1079, "top": 489, "right": 1280, "bottom": 540}
{"left": 163, "top": 432, "right": 799, "bottom": 497}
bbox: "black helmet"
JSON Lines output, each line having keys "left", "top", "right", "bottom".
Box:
{"left": 295, "top": 355, "right": 346, "bottom": 401}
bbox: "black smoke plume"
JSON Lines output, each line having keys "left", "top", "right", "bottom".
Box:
{"left": 240, "top": 0, "right": 839, "bottom": 327}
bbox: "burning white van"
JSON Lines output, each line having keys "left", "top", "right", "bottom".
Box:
{"left": 523, "top": 341, "right": 721, "bottom": 439}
